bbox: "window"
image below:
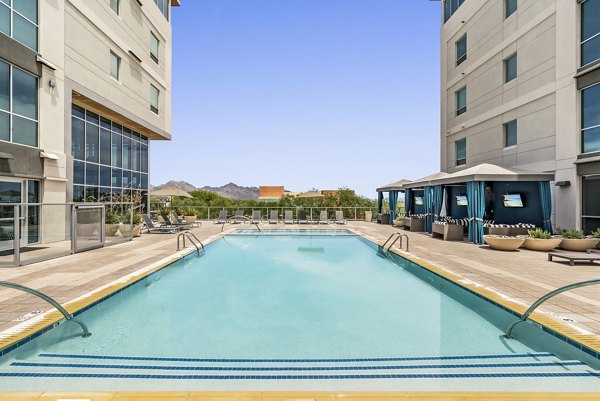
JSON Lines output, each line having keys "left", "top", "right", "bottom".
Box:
{"left": 582, "top": 83, "right": 600, "bottom": 154}
{"left": 456, "top": 34, "right": 467, "bottom": 66}
{"left": 0, "top": 59, "right": 38, "bottom": 147}
{"left": 583, "top": 175, "right": 600, "bottom": 234}
{"left": 110, "top": 51, "right": 120, "bottom": 80}
{"left": 456, "top": 86, "right": 467, "bottom": 116}
{"left": 505, "top": 0, "right": 517, "bottom": 19}
{"left": 444, "top": 0, "right": 465, "bottom": 23}
{"left": 110, "top": 0, "right": 120, "bottom": 15}
{"left": 455, "top": 138, "right": 466, "bottom": 166}
{"left": 0, "top": 0, "right": 38, "bottom": 51}
{"left": 150, "top": 84, "right": 159, "bottom": 114}
{"left": 504, "top": 53, "right": 517, "bottom": 83}
{"left": 504, "top": 120, "right": 517, "bottom": 147}
{"left": 581, "top": 0, "right": 600, "bottom": 66}
{"left": 71, "top": 105, "right": 149, "bottom": 203}
{"left": 150, "top": 32, "right": 159, "bottom": 64}
{"left": 153, "top": 0, "right": 169, "bottom": 20}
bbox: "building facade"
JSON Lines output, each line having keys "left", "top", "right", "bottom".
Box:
{"left": 0, "top": 0, "right": 177, "bottom": 209}
{"left": 440, "top": 0, "right": 600, "bottom": 233}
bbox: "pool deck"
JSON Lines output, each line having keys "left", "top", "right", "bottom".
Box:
{"left": 1, "top": 221, "right": 600, "bottom": 399}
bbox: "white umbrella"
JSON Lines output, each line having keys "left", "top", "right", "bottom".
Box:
{"left": 440, "top": 187, "right": 448, "bottom": 218}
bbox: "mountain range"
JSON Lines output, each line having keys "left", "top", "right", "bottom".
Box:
{"left": 151, "top": 181, "right": 259, "bottom": 200}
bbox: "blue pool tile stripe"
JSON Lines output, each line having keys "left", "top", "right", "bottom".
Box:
{"left": 0, "top": 371, "right": 599, "bottom": 380}
{"left": 11, "top": 361, "right": 586, "bottom": 371}
{"left": 37, "top": 352, "right": 555, "bottom": 363}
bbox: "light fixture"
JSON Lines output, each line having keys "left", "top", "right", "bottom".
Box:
{"left": 555, "top": 181, "right": 571, "bottom": 187}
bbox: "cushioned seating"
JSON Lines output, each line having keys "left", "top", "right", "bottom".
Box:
{"left": 403, "top": 215, "right": 425, "bottom": 232}
{"left": 484, "top": 223, "right": 537, "bottom": 236}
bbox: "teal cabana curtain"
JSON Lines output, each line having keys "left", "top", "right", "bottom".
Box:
{"left": 389, "top": 190, "right": 398, "bottom": 224}
{"left": 539, "top": 181, "right": 552, "bottom": 233}
{"left": 467, "top": 181, "right": 485, "bottom": 244}
{"left": 424, "top": 186, "right": 434, "bottom": 233}
{"left": 377, "top": 192, "right": 383, "bottom": 214}
{"left": 433, "top": 185, "right": 443, "bottom": 222}
{"left": 404, "top": 188, "right": 412, "bottom": 217}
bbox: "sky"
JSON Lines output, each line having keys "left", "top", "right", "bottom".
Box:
{"left": 151, "top": 0, "right": 442, "bottom": 198}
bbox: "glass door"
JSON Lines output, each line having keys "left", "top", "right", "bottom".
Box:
{"left": 0, "top": 178, "right": 23, "bottom": 252}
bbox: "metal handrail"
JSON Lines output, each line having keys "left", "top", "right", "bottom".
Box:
{"left": 381, "top": 233, "right": 409, "bottom": 252}
{"left": 0, "top": 281, "right": 91, "bottom": 338}
{"left": 177, "top": 231, "right": 205, "bottom": 255}
{"left": 505, "top": 279, "right": 600, "bottom": 338}
{"left": 220, "top": 216, "right": 262, "bottom": 233}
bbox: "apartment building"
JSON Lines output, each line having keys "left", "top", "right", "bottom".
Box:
{"left": 440, "top": 0, "right": 600, "bottom": 232}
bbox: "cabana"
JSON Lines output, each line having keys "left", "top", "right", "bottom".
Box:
{"left": 375, "top": 179, "right": 411, "bottom": 225}
{"left": 403, "top": 164, "right": 554, "bottom": 244}
{"left": 402, "top": 172, "right": 450, "bottom": 232}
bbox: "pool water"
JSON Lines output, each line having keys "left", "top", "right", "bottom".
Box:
{"left": 0, "top": 235, "right": 599, "bottom": 391}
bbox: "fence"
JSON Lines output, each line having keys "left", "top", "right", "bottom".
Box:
{"left": 0, "top": 203, "right": 135, "bottom": 267}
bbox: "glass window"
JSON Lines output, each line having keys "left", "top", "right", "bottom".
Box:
{"left": 0, "top": 60, "right": 8, "bottom": 111}
{"left": 0, "top": 3, "right": 9, "bottom": 37}
{"left": 132, "top": 140, "right": 140, "bottom": 172}
{"left": 73, "top": 185, "right": 85, "bottom": 202}
{"left": 504, "top": 120, "right": 517, "bottom": 147}
{"left": 86, "top": 163, "right": 99, "bottom": 186}
{"left": 71, "top": 117, "right": 85, "bottom": 160}
{"left": 100, "top": 166, "right": 111, "bottom": 187}
{"left": 86, "top": 123, "right": 99, "bottom": 163}
{"left": 14, "top": 0, "right": 37, "bottom": 23}
{"left": 123, "top": 170, "right": 131, "bottom": 188}
{"left": 100, "top": 128, "right": 111, "bottom": 165}
{"left": 505, "top": 0, "right": 517, "bottom": 18}
{"left": 74, "top": 161, "right": 85, "bottom": 185}
{"left": 122, "top": 137, "right": 131, "bottom": 170}
{"left": 150, "top": 85, "right": 159, "bottom": 114}
{"left": 112, "top": 168, "right": 122, "bottom": 187}
{"left": 12, "top": 67, "right": 37, "bottom": 119}
{"left": 582, "top": 175, "right": 600, "bottom": 234}
{"left": 505, "top": 53, "right": 517, "bottom": 83}
{"left": 0, "top": 0, "right": 38, "bottom": 51}
{"left": 456, "top": 138, "right": 466, "bottom": 166}
{"left": 141, "top": 144, "right": 148, "bottom": 173}
{"left": 85, "top": 186, "right": 98, "bottom": 202}
{"left": 13, "top": 11, "right": 37, "bottom": 50}
{"left": 86, "top": 110, "right": 99, "bottom": 125}
{"left": 153, "top": 0, "right": 169, "bottom": 20}
{"left": 141, "top": 173, "right": 148, "bottom": 189}
{"left": 0, "top": 110, "right": 8, "bottom": 141}
{"left": 582, "top": 0, "right": 600, "bottom": 66}
{"left": 110, "top": 0, "right": 119, "bottom": 15}
{"left": 110, "top": 51, "right": 120, "bottom": 80}
{"left": 456, "top": 34, "right": 467, "bottom": 66}
{"left": 0, "top": 61, "right": 38, "bottom": 146}
{"left": 72, "top": 104, "right": 85, "bottom": 119}
{"left": 456, "top": 86, "right": 467, "bottom": 116}
{"left": 12, "top": 115, "right": 36, "bottom": 146}
{"left": 150, "top": 32, "right": 159, "bottom": 64}
{"left": 111, "top": 132, "right": 122, "bottom": 167}
{"left": 582, "top": 83, "right": 600, "bottom": 154}
{"left": 444, "top": 0, "right": 464, "bottom": 23}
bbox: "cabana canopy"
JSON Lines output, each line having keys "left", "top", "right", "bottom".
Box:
{"left": 375, "top": 179, "right": 411, "bottom": 225}
{"left": 403, "top": 172, "right": 450, "bottom": 188}
{"left": 376, "top": 179, "right": 411, "bottom": 192}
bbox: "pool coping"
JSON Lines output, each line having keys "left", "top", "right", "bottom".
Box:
{"left": 1, "top": 227, "right": 599, "bottom": 367}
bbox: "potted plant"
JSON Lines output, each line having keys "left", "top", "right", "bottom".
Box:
{"left": 483, "top": 235, "right": 526, "bottom": 251}
{"left": 559, "top": 230, "right": 600, "bottom": 252}
{"left": 119, "top": 212, "right": 142, "bottom": 237}
{"left": 593, "top": 228, "right": 600, "bottom": 249}
{"left": 522, "top": 228, "right": 562, "bottom": 252}
{"left": 105, "top": 208, "right": 121, "bottom": 237}
{"left": 182, "top": 208, "right": 197, "bottom": 224}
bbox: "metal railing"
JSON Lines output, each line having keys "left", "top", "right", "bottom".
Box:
{"left": 0, "top": 281, "right": 91, "bottom": 338}
{"left": 505, "top": 279, "right": 600, "bottom": 338}
{"left": 381, "top": 232, "right": 409, "bottom": 252}
{"left": 177, "top": 231, "right": 205, "bottom": 255}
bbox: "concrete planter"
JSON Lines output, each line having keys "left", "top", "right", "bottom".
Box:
{"left": 365, "top": 210, "right": 372, "bottom": 222}
{"left": 522, "top": 237, "right": 563, "bottom": 252}
{"left": 560, "top": 238, "right": 600, "bottom": 252}
{"left": 184, "top": 216, "right": 197, "bottom": 224}
{"left": 105, "top": 224, "right": 120, "bottom": 237}
{"left": 119, "top": 223, "right": 141, "bottom": 238}
{"left": 393, "top": 219, "right": 404, "bottom": 227}
{"left": 483, "top": 235, "right": 525, "bottom": 251}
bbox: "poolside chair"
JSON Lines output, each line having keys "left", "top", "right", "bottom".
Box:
{"left": 162, "top": 213, "right": 192, "bottom": 230}
{"left": 284, "top": 210, "right": 294, "bottom": 224}
{"left": 232, "top": 209, "right": 245, "bottom": 224}
{"left": 298, "top": 210, "right": 309, "bottom": 224}
{"left": 214, "top": 210, "right": 227, "bottom": 224}
{"left": 269, "top": 210, "right": 279, "bottom": 224}
{"left": 251, "top": 209, "right": 262, "bottom": 224}
{"left": 319, "top": 210, "right": 329, "bottom": 224}
{"left": 335, "top": 211, "right": 347, "bottom": 225}
{"left": 172, "top": 211, "right": 202, "bottom": 228}
{"left": 142, "top": 215, "right": 178, "bottom": 234}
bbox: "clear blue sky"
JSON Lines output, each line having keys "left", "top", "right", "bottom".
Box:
{"left": 152, "top": 0, "right": 442, "bottom": 198}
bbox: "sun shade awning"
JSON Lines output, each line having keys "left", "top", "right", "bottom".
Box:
{"left": 376, "top": 179, "right": 411, "bottom": 192}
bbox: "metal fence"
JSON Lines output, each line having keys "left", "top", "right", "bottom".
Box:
{"left": 0, "top": 202, "right": 135, "bottom": 267}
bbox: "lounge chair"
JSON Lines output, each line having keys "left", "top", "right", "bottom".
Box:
{"left": 318, "top": 210, "right": 329, "bottom": 224}
{"left": 142, "top": 215, "right": 178, "bottom": 233}
{"left": 284, "top": 210, "right": 294, "bottom": 224}
{"left": 269, "top": 210, "right": 279, "bottom": 224}
{"left": 335, "top": 211, "right": 347, "bottom": 225}
{"left": 232, "top": 209, "right": 245, "bottom": 223}
{"left": 162, "top": 213, "right": 192, "bottom": 230}
{"left": 251, "top": 210, "right": 262, "bottom": 224}
{"left": 172, "top": 211, "right": 202, "bottom": 228}
{"left": 298, "top": 210, "right": 309, "bottom": 224}
{"left": 214, "top": 210, "right": 227, "bottom": 224}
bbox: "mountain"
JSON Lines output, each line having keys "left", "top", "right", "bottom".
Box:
{"left": 151, "top": 181, "right": 259, "bottom": 200}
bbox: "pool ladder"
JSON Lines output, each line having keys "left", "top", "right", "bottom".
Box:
{"left": 505, "top": 279, "right": 600, "bottom": 339}
{"left": 381, "top": 232, "right": 409, "bottom": 252}
{"left": 0, "top": 281, "right": 91, "bottom": 338}
{"left": 177, "top": 231, "right": 205, "bottom": 255}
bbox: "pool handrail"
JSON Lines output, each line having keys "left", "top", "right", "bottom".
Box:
{"left": 177, "top": 231, "right": 205, "bottom": 255}
{"left": 382, "top": 232, "right": 409, "bottom": 252}
{"left": 0, "top": 281, "right": 91, "bottom": 338}
{"left": 505, "top": 279, "right": 600, "bottom": 338}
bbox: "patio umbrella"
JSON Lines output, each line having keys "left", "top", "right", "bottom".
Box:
{"left": 440, "top": 187, "right": 448, "bottom": 217}
{"left": 149, "top": 187, "right": 193, "bottom": 199}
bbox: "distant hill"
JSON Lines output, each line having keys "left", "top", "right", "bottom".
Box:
{"left": 151, "top": 181, "right": 259, "bottom": 200}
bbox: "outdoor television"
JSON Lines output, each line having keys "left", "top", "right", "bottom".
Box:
{"left": 414, "top": 196, "right": 424, "bottom": 206}
{"left": 456, "top": 195, "right": 468, "bottom": 206}
{"left": 503, "top": 193, "right": 524, "bottom": 208}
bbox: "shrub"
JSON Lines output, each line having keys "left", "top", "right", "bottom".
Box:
{"left": 591, "top": 228, "right": 600, "bottom": 239}
{"left": 182, "top": 208, "right": 197, "bottom": 217}
{"left": 561, "top": 230, "right": 585, "bottom": 239}
{"left": 105, "top": 208, "right": 121, "bottom": 224}
{"left": 527, "top": 228, "right": 552, "bottom": 239}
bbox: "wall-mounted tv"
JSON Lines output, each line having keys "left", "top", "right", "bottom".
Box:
{"left": 414, "top": 196, "right": 424, "bottom": 206}
{"left": 456, "top": 195, "right": 468, "bottom": 206}
{"left": 503, "top": 194, "right": 524, "bottom": 208}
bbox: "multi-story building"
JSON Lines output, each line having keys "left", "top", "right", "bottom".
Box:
{"left": 440, "top": 0, "right": 600, "bottom": 232}
{"left": 0, "top": 0, "right": 178, "bottom": 246}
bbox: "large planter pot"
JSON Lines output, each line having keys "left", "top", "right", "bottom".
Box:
{"left": 119, "top": 223, "right": 141, "bottom": 238}
{"left": 483, "top": 235, "right": 525, "bottom": 251}
{"left": 560, "top": 238, "right": 600, "bottom": 252}
{"left": 523, "top": 237, "right": 563, "bottom": 252}
{"left": 105, "top": 224, "right": 120, "bottom": 237}
{"left": 393, "top": 219, "right": 404, "bottom": 227}
{"left": 365, "top": 210, "right": 373, "bottom": 222}
{"left": 184, "top": 215, "right": 197, "bottom": 224}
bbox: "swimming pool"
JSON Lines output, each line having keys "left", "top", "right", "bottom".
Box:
{"left": 0, "top": 233, "right": 599, "bottom": 391}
